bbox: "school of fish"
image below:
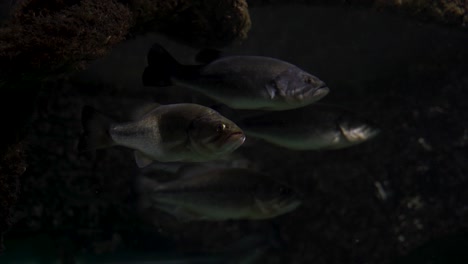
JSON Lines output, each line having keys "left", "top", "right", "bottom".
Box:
{"left": 78, "top": 42, "right": 380, "bottom": 223}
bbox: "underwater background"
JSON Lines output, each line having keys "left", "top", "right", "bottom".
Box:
{"left": 1, "top": 0, "right": 468, "bottom": 263}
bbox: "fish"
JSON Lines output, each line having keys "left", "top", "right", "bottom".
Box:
{"left": 141, "top": 153, "right": 254, "bottom": 175}
{"left": 238, "top": 104, "right": 380, "bottom": 150}
{"left": 78, "top": 103, "right": 246, "bottom": 168}
{"left": 137, "top": 167, "right": 302, "bottom": 221}
{"left": 142, "top": 43, "right": 329, "bottom": 110}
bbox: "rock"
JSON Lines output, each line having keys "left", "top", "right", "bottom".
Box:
{"left": 128, "top": 0, "right": 251, "bottom": 48}
{"left": 0, "top": 0, "right": 133, "bottom": 73}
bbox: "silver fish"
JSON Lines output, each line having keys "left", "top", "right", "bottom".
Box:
{"left": 239, "top": 104, "right": 380, "bottom": 150}
{"left": 78, "top": 103, "right": 245, "bottom": 167}
{"left": 142, "top": 43, "right": 329, "bottom": 110}
{"left": 137, "top": 167, "right": 302, "bottom": 221}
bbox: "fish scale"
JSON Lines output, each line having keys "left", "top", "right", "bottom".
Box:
{"left": 143, "top": 43, "right": 329, "bottom": 110}
{"left": 78, "top": 103, "right": 245, "bottom": 167}
{"left": 138, "top": 168, "right": 302, "bottom": 221}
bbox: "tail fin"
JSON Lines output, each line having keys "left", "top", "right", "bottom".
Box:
{"left": 78, "top": 106, "right": 116, "bottom": 152}
{"left": 142, "top": 43, "right": 182, "bottom": 87}
{"left": 135, "top": 174, "right": 162, "bottom": 212}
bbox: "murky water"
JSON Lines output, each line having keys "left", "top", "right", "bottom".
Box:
{"left": 2, "top": 3, "right": 468, "bottom": 264}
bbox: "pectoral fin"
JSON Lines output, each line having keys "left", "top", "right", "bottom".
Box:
{"left": 134, "top": 151, "right": 154, "bottom": 168}
{"left": 155, "top": 203, "right": 206, "bottom": 222}
{"left": 129, "top": 102, "right": 160, "bottom": 120}
{"left": 255, "top": 198, "right": 270, "bottom": 215}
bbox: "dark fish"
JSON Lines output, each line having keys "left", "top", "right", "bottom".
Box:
{"left": 142, "top": 43, "right": 329, "bottom": 110}
{"left": 137, "top": 167, "right": 302, "bottom": 221}
{"left": 239, "top": 104, "right": 380, "bottom": 150}
{"left": 78, "top": 103, "right": 245, "bottom": 167}
{"left": 142, "top": 153, "right": 254, "bottom": 175}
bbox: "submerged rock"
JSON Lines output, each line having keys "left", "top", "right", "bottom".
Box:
{"left": 129, "top": 0, "right": 251, "bottom": 48}
{"left": 0, "top": 0, "right": 251, "bottom": 76}
{"left": 0, "top": 0, "right": 133, "bottom": 73}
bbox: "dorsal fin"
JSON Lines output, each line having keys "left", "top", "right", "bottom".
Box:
{"left": 142, "top": 43, "right": 182, "bottom": 87}
{"left": 129, "top": 102, "right": 160, "bottom": 120}
{"left": 134, "top": 151, "right": 155, "bottom": 168}
{"left": 177, "top": 164, "right": 218, "bottom": 179}
{"left": 195, "top": 48, "right": 222, "bottom": 64}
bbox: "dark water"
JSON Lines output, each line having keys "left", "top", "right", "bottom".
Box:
{"left": 2, "top": 4, "right": 468, "bottom": 264}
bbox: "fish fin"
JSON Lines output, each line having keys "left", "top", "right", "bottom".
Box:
{"left": 176, "top": 164, "right": 216, "bottom": 179}
{"left": 157, "top": 204, "right": 205, "bottom": 222}
{"left": 195, "top": 48, "right": 222, "bottom": 64}
{"left": 142, "top": 43, "right": 182, "bottom": 87}
{"left": 254, "top": 198, "right": 270, "bottom": 215}
{"left": 143, "top": 161, "right": 186, "bottom": 174}
{"left": 135, "top": 151, "right": 154, "bottom": 168}
{"left": 136, "top": 183, "right": 161, "bottom": 219}
{"left": 136, "top": 176, "right": 203, "bottom": 223}
{"left": 77, "top": 106, "right": 116, "bottom": 152}
{"left": 176, "top": 156, "right": 253, "bottom": 178}
{"left": 136, "top": 175, "right": 159, "bottom": 192}
{"left": 129, "top": 102, "right": 160, "bottom": 120}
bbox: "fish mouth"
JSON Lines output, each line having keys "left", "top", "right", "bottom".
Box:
{"left": 227, "top": 131, "right": 245, "bottom": 140}
{"left": 306, "top": 85, "right": 329, "bottom": 100}
{"left": 292, "top": 84, "right": 329, "bottom": 102}
{"left": 339, "top": 124, "right": 380, "bottom": 143}
{"left": 220, "top": 131, "right": 246, "bottom": 150}
{"left": 281, "top": 199, "right": 302, "bottom": 212}
{"left": 268, "top": 198, "right": 302, "bottom": 216}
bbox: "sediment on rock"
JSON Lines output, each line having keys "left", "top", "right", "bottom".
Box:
{"left": 127, "top": 0, "right": 251, "bottom": 48}
{"left": 0, "top": 0, "right": 251, "bottom": 77}
{"left": 0, "top": 0, "right": 133, "bottom": 74}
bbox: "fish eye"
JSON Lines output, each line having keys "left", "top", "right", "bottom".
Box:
{"left": 216, "top": 123, "right": 226, "bottom": 133}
